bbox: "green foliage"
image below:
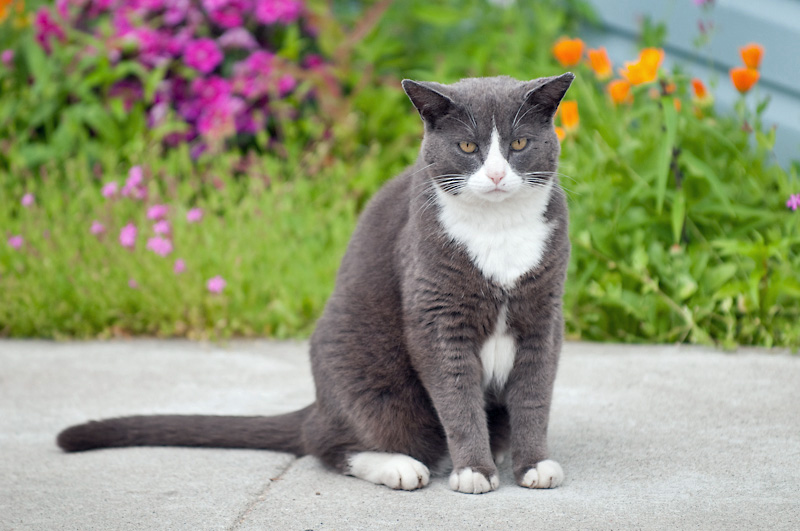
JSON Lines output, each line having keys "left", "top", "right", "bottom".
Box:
{"left": 1, "top": 0, "right": 798, "bottom": 347}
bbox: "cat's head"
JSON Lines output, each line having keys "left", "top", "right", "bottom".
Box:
{"left": 402, "top": 74, "right": 574, "bottom": 204}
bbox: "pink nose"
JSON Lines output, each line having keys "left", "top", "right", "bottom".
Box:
{"left": 488, "top": 170, "right": 506, "bottom": 185}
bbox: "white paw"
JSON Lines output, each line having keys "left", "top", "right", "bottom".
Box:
{"left": 449, "top": 467, "right": 499, "bottom": 494}
{"left": 347, "top": 452, "right": 430, "bottom": 491}
{"left": 520, "top": 459, "right": 564, "bottom": 489}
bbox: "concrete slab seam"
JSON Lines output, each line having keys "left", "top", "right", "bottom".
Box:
{"left": 228, "top": 456, "right": 299, "bottom": 530}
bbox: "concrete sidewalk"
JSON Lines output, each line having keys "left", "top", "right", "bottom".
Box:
{"left": 1, "top": 340, "right": 798, "bottom": 530}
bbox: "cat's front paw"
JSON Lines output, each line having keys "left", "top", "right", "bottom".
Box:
{"left": 449, "top": 467, "right": 499, "bottom": 494}
{"left": 518, "top": 459, "right": 564, "bottom": 489}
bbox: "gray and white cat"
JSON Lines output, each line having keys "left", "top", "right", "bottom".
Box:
{"left": 58, "top": 73, "right": 575, "bottom": 494}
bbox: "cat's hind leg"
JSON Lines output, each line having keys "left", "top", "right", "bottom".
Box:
{"left": 346, "top": 452, "right": 430, "bottom": 490}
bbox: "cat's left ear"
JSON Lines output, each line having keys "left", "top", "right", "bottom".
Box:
{"left": 402, "top": 80, "right": 456, "bottom": 126}
{"left": 523, "top": 72, "right": 575, "bottom": 118}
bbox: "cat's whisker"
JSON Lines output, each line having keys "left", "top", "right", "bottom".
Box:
{"left": 512, "top": 103, "right": 543, "bottom": 129}
{"left": 524, "top": 170, "right": 576, "bottom": 183}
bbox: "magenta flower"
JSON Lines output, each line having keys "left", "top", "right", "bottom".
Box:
{"left": 34, "top": 8, "right": 67, "bottom": 54}
{"left": 21, "top": 193, "right": 34, "bottom": 207}
{"left": 164, "top": 0, "right": 191, "bottom": 25}
{"left": 102, "top": 181, "right": 118, "bottom": 198}
{"left": 183, "top": 38, "right": 223, "bottom": 74}
{"left": 255, "top": 0, "right": 303, "bottom": 25}
{"left": 197, "top": 96, "right": 244, "bottom": 142}
{"left": 1, "top": 50, "right": 14, "bottom": 67}
{"left": 90, "top": 221, "right": 106, "bottom": 235}
{"left": 787, "top": 194, "right": 800, "bottom": 211}
{"left": 174, "top": 258, "right": 186, "bottom": 274}
{"left": 147, "top": 204, "right": 169, "bottom": 220}
{"left": 187, "top": 207, "right": 204, "bottom": 222}
{"left": 207, "top": 275, "right": 226, "bottom": 293}
{"left": 8, "top": 235, "right": 23, "bottom": 250}
{"left": 233, "top": 51, "right": 274, "bottom": 99}
{"left": 204, "top": 0, "right": 251, "bottom": 29}
{"left": 278, "top": 74, "right": 296, "bottom": 96}
{"left": 153, "top": 220, "right": 171, "bottom": 235}
{"left": 119, "top": 223, "right": 138, "bottom": 248}
{"left": 128, "top": 278, "right": 139, "bottom": 289}
{"left": 146, "top": 236, "right": 173, "bottom": 256}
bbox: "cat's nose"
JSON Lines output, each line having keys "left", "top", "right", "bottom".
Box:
{"left": 487, "top": 169, "right": 506, "bottom": 185}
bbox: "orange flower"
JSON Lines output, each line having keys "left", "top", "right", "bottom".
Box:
{"left": 619, "top": 48, "right": 664, "bottom": 85}
{"left": 557, "top": 100, "right": 579, "bottom": 132}
{"left": 673, "top": 98, "right": 682, "bottom": 112}
{"left": 691, "top": 78, "right": 708, "bottom": 99}
{"left": 555, "top": 126, "right": 566, "bottom": 142}
{"left": 691, "top": 78, "right": 713, "bottom": 106}
{"left": 608, "top": 79, "right": 632, "bottom": 104}
{"left": 730, "top": 67, "right": 760, "bottom": 94}
{"left": 740, "top": 43, "right": 764, "bottom": 70}
{"left": 0, "top": 0, "right": 12, "bottom": 23}
{"left": 552, "top": 37, "right": 584, "bottom": 67}
{"left": 587, "top": 47, "right": 612, "bottom": 80}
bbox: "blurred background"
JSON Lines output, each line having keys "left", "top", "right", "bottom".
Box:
{"left": 1, "top": 0, "right": 798, "bottom": 348}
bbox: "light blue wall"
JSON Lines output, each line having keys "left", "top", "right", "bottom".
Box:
{"left": 584, "top": 0, "right": 800, "bottom": 167}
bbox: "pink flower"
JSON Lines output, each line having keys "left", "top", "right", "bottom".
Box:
{"left": 192, "top": 76, "right": 232, "bottom": 105}
{"left": 164, "top": 0, "right": 191, "bottom": 25}
{"left": 119, "top": 223, "right": 137, "bottom": 248}
{"left": 90, "top": 221, "right": 106, "bottom": 235}
{"left": 34, "top": 8, "right": 67, "bottom": 54}
{"left": 204, "top": 0, "right": 252, "bottom": 28}
{"left": 121, "top": 166, "right": 147, "bottom": 200}
{"left": 102, "top": 181, "right": 118, "bottom": 198}
{"left": 255, "top": 0, "right": 303, "bottom": 25}
{"left": 218, "top": 27, "right": 258, "bottom": 50}
{"left": 183, "top": 38, "right": 223, "bottom": 74}
{"left": 153, "top": 220, "right": 171, "bottom": 235}
{"left": 197, "top": 96, "right": 244, "bottom": 142}
{"left": 146, "top": 236, "right": 173, "bottom": 256}
{"left": 8, "top": 235, "right": 23, "bottom": 249}
{"left": 174, "top": 258, "right": 186, "bottom": 274}
{"left": 128, "top": 278, "right": 139, "bottom": 289}
{"left": 187, "top": 208, "right": 204, "bottom": 222}
{"left": 278, "top": 74, "right": 296, "bottom": 96}
{"left": 787, "top": 194, "right": 800, "bottom": 211}
{"left": 207, "top": 275, "right": 226, "bottom": 293}
{"left": 233, "top": 51, "right": 274, "bottom": 99}
{"left": 1, "top": 50, "right": 14, "bottom": 67}
{"left": 147, "top": 204, "right": 169, "bottom": 220}
{"left": 21, "top": 193, "right": 34, "bottom": 207}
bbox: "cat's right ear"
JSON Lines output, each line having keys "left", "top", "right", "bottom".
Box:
{"left": 402, "top": 80, "right": 456, "bottom": 126}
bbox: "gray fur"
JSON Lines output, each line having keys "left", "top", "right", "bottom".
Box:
{"left": 57, "top": 73, "right": 574, "bottom": 490}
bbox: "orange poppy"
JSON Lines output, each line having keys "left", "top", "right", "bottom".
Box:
{"left": 555, "top": 126, "right": 566, "bottom": 142}
{"left": 691, "top": 78, "right": 713, "bottom": 106}
{"left": 739, "top": 43, "right": 764, "bottom": 70}
{"left": 619, "top": 48, "right": 664, "bottom": 85}
{"left": 552, "top": 37, "right": 584, "bottom": 67}
{"left": 557, "top": 101, "right": 579, "bottom": 132}
{"left": 730, "top": 67, "right": 759, "bottom": 94}
{"left": 673, "top": 98, "right": 682, "bottom": 112}
{"left": 608, "top": 79, "right": 632, "bottom": 104}
{"left": 587, "top": 47, "right": 612, "bottom": 80}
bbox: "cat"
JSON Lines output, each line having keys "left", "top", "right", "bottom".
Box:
{"left": 57, "top": 72, "right": 575, "bottom": 494}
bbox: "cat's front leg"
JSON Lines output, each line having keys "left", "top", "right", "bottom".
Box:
{"left": 505, "top": 324, "right": 564, "bottom": 489}
{"left": 413, "top": 342, "right": 499, "bottom": 494}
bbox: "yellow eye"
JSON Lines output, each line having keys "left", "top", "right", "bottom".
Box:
{"left": 511, "top": 138, "right": 528, "bottom": 151}
{"left": 459, "top": 141, "right": 477, "bottom": 153}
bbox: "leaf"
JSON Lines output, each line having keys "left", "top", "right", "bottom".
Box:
{"left": 679, "top": 149, "right": 735, "bottom": 216}
{"left": 671, "top": 189, "right": 685, "bottom": 244}
{"left": 655, "top": 97, "right": 677, "bottom": 214}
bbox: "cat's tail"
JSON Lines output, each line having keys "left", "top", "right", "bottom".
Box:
{"left": 56, "top": 405, "right": 312, "bottom": 455}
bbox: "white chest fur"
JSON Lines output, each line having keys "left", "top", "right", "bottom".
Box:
{"left": 480, "top": 304, "right": 515, "bottom": 388}
{"left": 435, "top": 180, "right": 554, "bottom": 289}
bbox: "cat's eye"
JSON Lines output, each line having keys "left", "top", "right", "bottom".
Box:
{"left": 459, "top": 141, "right": 477, "bottom": 153}
{"left": 510, "top": 138, "right": 528, "bottom": 151}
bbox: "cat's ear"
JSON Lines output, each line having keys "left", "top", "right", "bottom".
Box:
{"left": 523, "top": 72, "right": 575, "bottom": 118}
{"left": 402, "top": 80, "right": 456, "bottom": 125}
